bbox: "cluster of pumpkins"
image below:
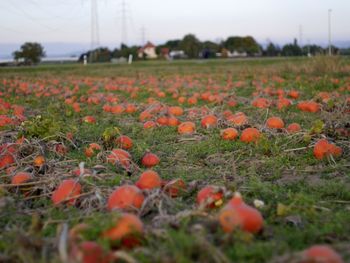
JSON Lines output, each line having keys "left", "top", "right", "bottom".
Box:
{"left": 7, "top": 141, "right": 343, "bottom": 262}
{"left": 1, "top": 75, "right": 348, "bottom": 263}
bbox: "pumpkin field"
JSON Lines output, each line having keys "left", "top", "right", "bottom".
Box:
{"left": 0, "top": 57, "right": 349, "bottom": 263}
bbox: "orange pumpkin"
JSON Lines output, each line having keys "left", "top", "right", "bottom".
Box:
{"left": 220, "top": 128, "right": 238, "bottom": 140}
{"left": 156, "top": 116, "right": 169, "bottom": 126}
{"left": 201, "top": 115, "right": 218, "bottom": 129}
{"left": 141, "top": 152, "right": 160, "bottom": 168}
{"left": 135, "top": 170, "right": 162, "bottom": 190}
{"left": 287, "top": 123, "right": 301, "bottom": 133}
{"left": 197, "top": 186, "right": 223, "bottom": 208}
{"left": 167, "top": 116, "right": 180, "bottom": 127}
{"left": 219, "top": 193, "right": 263, "bottom": 234}
{"left": 102, "top": 213, "right": 143, "bottom": 248}
{"left": 143, "top": 121, "right": 157, "bottom": 129}
{"left": 240, "top": 128, "right": 261, "bottom": 143}
{"left": 163, "top": 179, "right": 186, "bottom": 197}
{"left": 115, "top": 135, "right": 133, "bottom": 150}
{"left": 302, "top": 245, "right": 343, "bottom": 263}
{"left": 227, "top": 112, "right": 248, "bottom": 126}
{"left": 187, "top": 96, "right": 198, "bottom": 105}
{"left": 70, "top": 241, "right": 110, "bottom": 263}
{"left": 33, "top": 155, "right": 45, "bottom": 167}
{"left": 288, "top": 90, "right": 299, "bottom": 99}
{"left": 107, "top": 185, "right": 144, "bottom": 211}
{"left": 51, "top": 179, "right": 82, "bottom": 206}
{"left": 313, "top": 139, "right": 342, "bottom": 160}
{"left": 168, "top": 106, "right": 184, "bottom": 116}
{"left": 266, "top": 117, "right": 284, "bottom": 129}
{"left": 252, "top": 98, "right": 271, "bottom": 108}
{"left": 11, "top": 172, "right": 31, "bottom": 185}
{"left": 83, "top": 116, "right": 96, "bottom": 124}
{"left": 297, "top": 101, "right": 320, "bottom": 113}
{"left": 84, "top": 143, "right": 101, "bottom": 158}
{"left": 107, "top": 149, "right": 131, "bottom": 169}
{"left": 139, "top": 111, "right": 153, "bottom": 122}
{"left": 178, "top": 122, "right": 196, "bottom": 134}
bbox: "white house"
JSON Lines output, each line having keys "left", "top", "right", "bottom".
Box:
{"left": 138, "top": 42, "right": 158, "bottom": 59}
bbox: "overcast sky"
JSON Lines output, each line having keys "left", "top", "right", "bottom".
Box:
{"left": 0, "top": 0, "right": 350, "bottom": 56}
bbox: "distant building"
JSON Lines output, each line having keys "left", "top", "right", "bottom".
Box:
{"left": 138, "top": 42, "right": 158, "bottom": 59}
{"left": 111, "top": 57, "right": 127, "bottom": 64}
{"left": 219, "top": 48, "right": 248, "bottom": 58}
{"left": 231, "top": 50, "right": 248, "bottom": 57}
{"left": 160, "top": 47, "right": 170, "bottom": 59}
{"left": 169, "top": 50, "right": 187, "bottom": 59}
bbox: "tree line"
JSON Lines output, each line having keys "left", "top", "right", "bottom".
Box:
{"left": 79, "top": 34, "right": 342, "bottom": 63}
{"left": 12, "top": 34, "right": 348, "bottom": 64}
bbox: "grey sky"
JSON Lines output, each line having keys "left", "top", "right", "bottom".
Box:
{"left": 0, "top": 0, "right": 349, "bottom": 56}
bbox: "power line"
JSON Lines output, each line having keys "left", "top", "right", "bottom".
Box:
{"left": 26, "top": 0, "right": 65, "bottom": 20}
{"left": 0, "top": 25, "right": 23, "bottom": 34}
{"left": 25, "top": 0, "right": 85, "bottom": 21}
{"left": 1, "top": 0, "right": 86, "bottom": 33}
{"left": 5, "top": 0, "right": 55, "bottom": 30}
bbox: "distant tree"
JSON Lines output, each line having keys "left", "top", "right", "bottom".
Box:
{"left": 265, "top": 42, "right": 280, "bottom": 56}
{"left": 79, "top": 47, "right": 111, "bottom": 63}
{"left": 95, "top": 47, "right": 111, "bottom": 62}
{"left": 111, "top": 48, "right": 120, "bottom": 58}
{"left": 156, "top": 39, "right": 184, "bottom": 55}
{"left": 111, "top": 44, "right": 139, "bottom": 60}
{"left": 113, "top": 44, "right": 129, "bottom": 58}
{"left": 281, "top": 39, "right": 302, "bottom": 56}
{"left": 224, "top": 36, "right": 260, "bottom": 55}
{"left": 202, "top": 41, "right": 220, "bottom": 51}
{"left": 179, "top": 34, "right": 202, "bottom": 58}
{"left": 13, "top": 42, "right": 45, "bottom": 64}
{"left": 340, "top": 47, "right": 350, "bottom": 56}
{"left": 242, "top": 36, "right": 261, "bottom": 55}
{"left": 329, "top": 45, "right": 340, "bottom": 55}
{"left": 164, "top": 39, "right": 181, "bottom": 50}
{"left": 302, "top": 45, "right": 324, "bottom": 56}
{"left": 202, "top": 41, "right": 220, "bottom": 58}
{"left": 155, "top": 45, "right": 165, "bottom": 55}
{"left": 120, "top": 43, "right": 128, "bottom": 50}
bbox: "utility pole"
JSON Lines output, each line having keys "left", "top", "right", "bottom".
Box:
{"left": 328, "top": 9, "right": 332, "bottom": 56}
{"left": 299, "top": 25, "right": 303, "bottom": 47}
{"left": 121, "top": 0, "right": 127, "bottom": 46}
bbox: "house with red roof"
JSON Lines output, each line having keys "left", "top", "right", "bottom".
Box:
{"left": 138, "top": 41, "right": 158, "bottom": 59}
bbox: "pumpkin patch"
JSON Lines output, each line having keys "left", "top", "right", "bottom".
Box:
{"left": 0, "top": 59, "right": 349, "bottom": 263}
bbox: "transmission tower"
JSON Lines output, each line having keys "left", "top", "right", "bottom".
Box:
{"left": 140, "top": 26, "right": 146, "bottom": 46}
{"left": 90, "top": 0, "right": 100, "bottom": 50}
{"left": 121, "top": 0, "right": 127, "bottom": 45}
{"left": 328, "top": 9, "right": 332, "bottom": 56}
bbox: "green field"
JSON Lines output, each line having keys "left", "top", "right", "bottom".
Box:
{"left": 0, "top": 57, "right": 349, "bottom": 263}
